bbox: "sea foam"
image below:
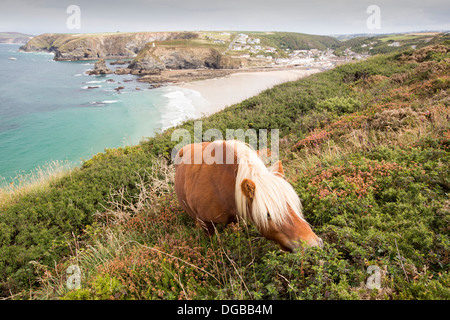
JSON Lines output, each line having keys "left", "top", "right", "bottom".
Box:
{"left": 85, "top": 80, "right": 105, "bottom": 84}
{"left": 160, "top": 87, "right": 204, "bottom": 130}
{"left": 81, "top": 85, "right": 102, "bottom": 89}
{"left": 88, "top": 100, "right": 118, "bottom": 106}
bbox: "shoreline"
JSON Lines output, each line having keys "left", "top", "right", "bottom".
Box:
{"left": 0, "top": 62, "right": 321, "bottom": 184}
{"left": 173, "top": 67, "right": 322, "bottom": 116}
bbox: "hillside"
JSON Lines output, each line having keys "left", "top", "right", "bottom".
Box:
{"left": 335, "top": 32, "right": 444, "bottom": 56}
{"left": 0, "top": 32, "right": 33, "bottom": 44}
{"left": 256, "top": 31, "right": 341, "bottom": 51}
{"left": 1, "top": 41, "right": 449, "bottom": 299}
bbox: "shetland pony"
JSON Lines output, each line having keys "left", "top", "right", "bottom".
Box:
{"left": 174, "top": 140, "right": 323, "bottom": 251}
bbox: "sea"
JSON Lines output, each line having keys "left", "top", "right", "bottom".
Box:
{"left": 0, "top": 44, "right": 206, "bottom": 185}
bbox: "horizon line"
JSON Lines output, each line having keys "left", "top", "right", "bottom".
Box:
{"left": 2, "top": 29, "right": 449, "bottom": 38}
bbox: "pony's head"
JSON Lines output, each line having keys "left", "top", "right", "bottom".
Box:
{"left": 235, "top": 151, "right": 323, "bottom": 252}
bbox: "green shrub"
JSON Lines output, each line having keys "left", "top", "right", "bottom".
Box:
{"left": 317, "top": 97, "right": 361, "bottom": 115}
{"left": 61, "top": 274, "right": 125, "bottom": 300}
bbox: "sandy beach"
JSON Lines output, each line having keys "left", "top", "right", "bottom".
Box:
{"left": 177, "top": 68, "right": 321, "bottom": 116}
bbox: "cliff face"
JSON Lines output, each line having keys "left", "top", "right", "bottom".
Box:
{"left": 128, "top": 46, "right": 222, "bottom": 71}
{"left": 21, "top": 32, "right": 246, "bottom": 70}
{"left": 20, "top": 32, "right": 198, "bottom": 61}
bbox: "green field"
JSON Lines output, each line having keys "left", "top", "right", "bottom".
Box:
{"left": 379, "top": 33, "right": 439, "bottom": 42}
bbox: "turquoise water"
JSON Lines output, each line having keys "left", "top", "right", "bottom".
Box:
{"left": 0, "top": 44, "right": 203, "bottom": 183}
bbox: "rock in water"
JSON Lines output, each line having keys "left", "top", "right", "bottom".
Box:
{"left": 110, "top": 59, "right": 128, "bottom": 65}
{"left": 114, "top": 68, "right": 131, "bottom": 75}
{"left": 88, "top": 59, "right": 113, "bottom": 75}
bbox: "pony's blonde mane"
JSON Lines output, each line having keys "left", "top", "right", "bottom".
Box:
{"left": 227, "top": 140, "right": 304, "bottom": 230}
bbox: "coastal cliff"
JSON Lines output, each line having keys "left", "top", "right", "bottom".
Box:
{"left": 128, "top": 45, "right": 222, "bottom": 71}
{"left": 19, "top": 32, "right": 198, "bottom": 61}
{"left": 124, "top": 44, "right": 250, "bottom": 83}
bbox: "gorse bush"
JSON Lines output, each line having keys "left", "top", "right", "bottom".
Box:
{"left": 316, "top": 97, "right": 361, "bottom": 115}
{"left": 1, "top": 42, "right": 449, "bottom": 299}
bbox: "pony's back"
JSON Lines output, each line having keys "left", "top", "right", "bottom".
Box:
{"left": 174, "top": 141, "right": 240, "bottom": 227}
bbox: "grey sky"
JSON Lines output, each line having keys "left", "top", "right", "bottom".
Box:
{"left": 1, "top": 0, "right": 449, "bottom": 35}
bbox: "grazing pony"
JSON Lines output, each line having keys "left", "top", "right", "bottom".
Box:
{"left": 174, "top": 140, "right": 323, "bottom": 252}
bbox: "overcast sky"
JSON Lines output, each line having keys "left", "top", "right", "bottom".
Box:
{"left": 1, "top": 0, "right": 449, "bottom": 36}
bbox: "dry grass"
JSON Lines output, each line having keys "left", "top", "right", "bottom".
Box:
{"left": 284, "top": 102, "right": 449, "bottom": 180}
{"left": 94, "top": 157, "right": 175, "bottom": 224}
{"left": 0, "top": 160, "right": 73, "bottom": 209}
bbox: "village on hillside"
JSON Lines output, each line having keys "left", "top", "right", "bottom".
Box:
{"left": 209, "top": 32, "right": 370, "bottom": 70}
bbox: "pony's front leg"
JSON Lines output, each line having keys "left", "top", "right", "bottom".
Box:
{"left": 195, "top": 218, "right": 216, "bottom": 236}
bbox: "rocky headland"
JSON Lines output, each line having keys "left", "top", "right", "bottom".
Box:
{"left": 19, "top": 32, "right": 199, "bottom": 61}
{"left": 122, "top": 44, "right": 248, "bottom": 84}
{"left": 128, "top": 45, "right": 222, "bottom": 70}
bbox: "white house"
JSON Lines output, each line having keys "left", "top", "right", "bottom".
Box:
{"left": 236, "top": 33, "right": 249, "bottom": 44}
{"left": 248, "top": 38, "right": 261, "bottom": 45}
{"left": 388, "top": 42, "right": 400, "bottom": 47}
